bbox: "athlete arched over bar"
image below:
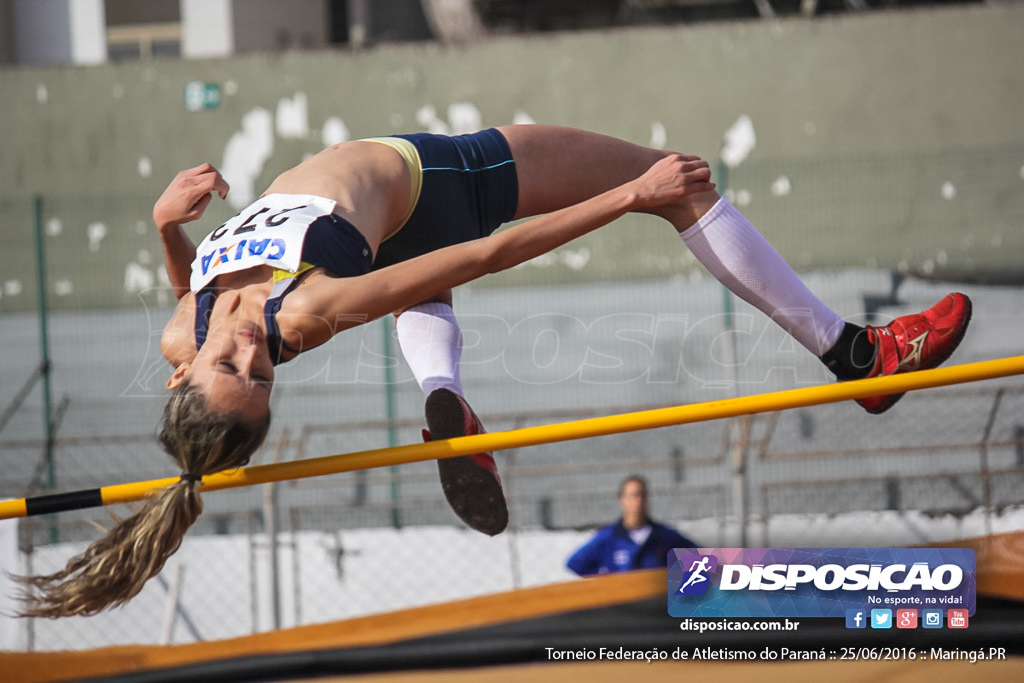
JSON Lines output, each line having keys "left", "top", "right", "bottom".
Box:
{"left": 16, "top": 125, "right": 970, "bottom": 618}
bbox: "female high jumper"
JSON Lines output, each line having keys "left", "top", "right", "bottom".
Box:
{"left": 17, "top": 125, "right": 970, "bottom": 617}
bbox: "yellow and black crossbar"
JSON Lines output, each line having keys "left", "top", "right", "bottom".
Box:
{"left": 2, "top": 355, "right": 1023, "bottom": 521}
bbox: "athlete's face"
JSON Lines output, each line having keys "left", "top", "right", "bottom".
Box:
{"left": 166, "top": 320, "right": 274, "bottom": 424}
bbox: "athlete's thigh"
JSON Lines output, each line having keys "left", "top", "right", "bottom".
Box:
{"left": 498, "top": 124, "right": 671, "bottom": 219}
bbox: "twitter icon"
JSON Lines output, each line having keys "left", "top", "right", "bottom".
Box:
{"left": 870, "top": 609, "right": 893, "bottom": 629}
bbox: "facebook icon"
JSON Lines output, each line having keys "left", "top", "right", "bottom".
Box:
{"left": 845, "top": 609, "right": 866, "bottom": 629}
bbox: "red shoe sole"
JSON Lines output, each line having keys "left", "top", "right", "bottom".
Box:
{"left": 426, "top": 389, "right": 508, "bottom": 536}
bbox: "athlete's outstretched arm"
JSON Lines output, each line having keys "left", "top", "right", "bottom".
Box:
{"left": 153, "top": 163, "right": 230, "bottom": 298}
{"left": 286, "top": 154, "right": 715, "bottom": 347}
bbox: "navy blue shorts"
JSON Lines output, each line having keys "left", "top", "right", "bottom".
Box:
{"left": 372, "top": 128, "right": 519, "bottom": 270}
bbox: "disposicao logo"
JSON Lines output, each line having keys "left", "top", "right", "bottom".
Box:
{"left": 667, "top": 548, "right": 975, "bottom": 619}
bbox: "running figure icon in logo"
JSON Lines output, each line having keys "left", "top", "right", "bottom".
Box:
{"left": 678, "top": 555, "right": 718, "bottom": 595}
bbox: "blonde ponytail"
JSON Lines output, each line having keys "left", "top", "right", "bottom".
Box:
{"left": 17, "top": 379, "right": 270, "bottom": 618}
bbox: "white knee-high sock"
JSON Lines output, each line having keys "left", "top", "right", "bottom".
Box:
{"left": 396, "top": 302, "right": 464, "bottom": 396}
{"left": 680, "top": 197, "right": 845, "bottom": 356}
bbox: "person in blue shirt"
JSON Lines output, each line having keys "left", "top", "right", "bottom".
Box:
{"left": 567, "top": 475, "right": 697, "bottom": 576}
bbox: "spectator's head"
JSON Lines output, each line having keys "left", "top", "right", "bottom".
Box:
{"left": 618, "top": 474, "right": 650, "bottom": 528}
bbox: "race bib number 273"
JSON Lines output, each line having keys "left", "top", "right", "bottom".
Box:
{"left": 189, "top": 194, "right": 336, "bottom": 291}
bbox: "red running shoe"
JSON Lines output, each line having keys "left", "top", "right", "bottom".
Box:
{"left": 857, "top": 292, "right": 972, "bottom": 414}
{"left": 424, "top": 389, "right": 508, "bottom": 536}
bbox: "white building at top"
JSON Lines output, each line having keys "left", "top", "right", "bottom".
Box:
{"left": 0, "top": 0, "right": 900, "bottom": 68}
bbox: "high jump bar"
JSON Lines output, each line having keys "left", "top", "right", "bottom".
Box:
{"left": 2, "top": 355, "right": 1023, "bottom": 521}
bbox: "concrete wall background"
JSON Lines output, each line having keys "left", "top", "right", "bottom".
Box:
{"left": 1, "top": 5, "right": 1022, "bottom": 312}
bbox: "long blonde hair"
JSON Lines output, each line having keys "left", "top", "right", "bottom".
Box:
{"left": 16, "top": 379, "right": 270, "bottom": 618}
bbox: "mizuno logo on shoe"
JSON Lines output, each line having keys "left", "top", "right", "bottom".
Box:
{"left": 899, "top": 331, "right": 929, "bottom": 371}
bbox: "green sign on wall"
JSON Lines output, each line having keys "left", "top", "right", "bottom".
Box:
{"left": 184, "top": 81, "right": 221, "bottom": 112}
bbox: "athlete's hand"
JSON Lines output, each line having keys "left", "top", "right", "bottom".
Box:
{"left": 628, "top": 154, "right": 715, "bottom": 208}
{"left": 153, "top": 163, "right": 230, "bottom": 231}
